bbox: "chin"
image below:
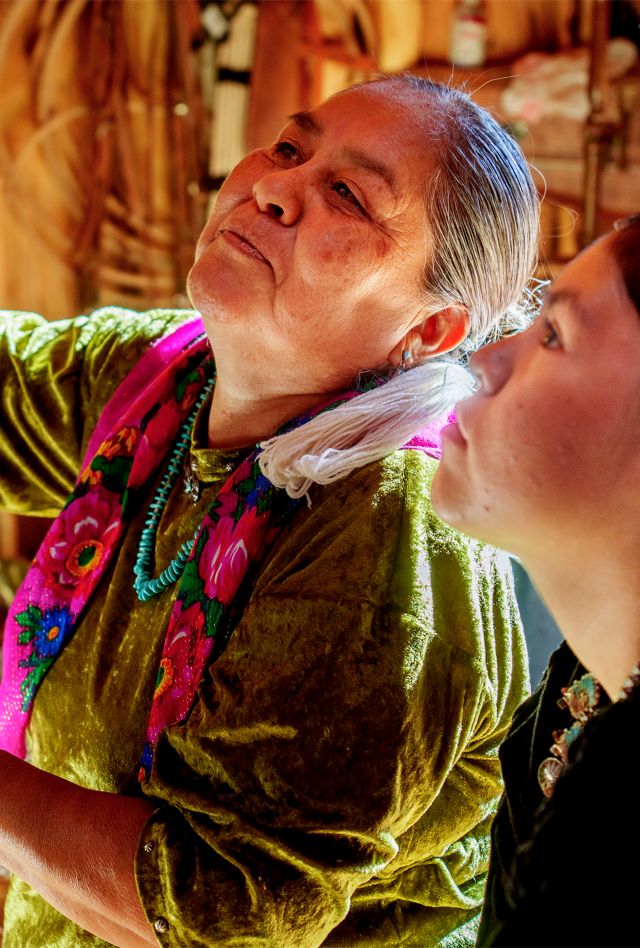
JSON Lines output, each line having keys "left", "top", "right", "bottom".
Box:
{"left": 432, "top": 476, "right": 492, "bottom": 545}
{"left": 186, "top": 255, "right": 205, "bottom": 304}
{"left": 186, "top": 257, "right": 229, "bottom": 320}
{"left": 185, "top": 267, "right": 198, "bottom": 309}
{"left": 431, "top": 469, "right": 463, "bottom": 525}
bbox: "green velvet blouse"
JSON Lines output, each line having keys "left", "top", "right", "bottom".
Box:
{"left": 0, "top": 308, "right": 529, "bottom": 947}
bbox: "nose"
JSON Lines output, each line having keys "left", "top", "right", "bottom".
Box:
{"left": 253, "top": 170, "right": 303, "bottom": 225}
{"left": 468, "top": 336, "right": 514, "bottom": 395}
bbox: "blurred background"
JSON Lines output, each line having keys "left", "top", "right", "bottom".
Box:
{"left": 1, "top": 0, "right": 640, "bottom": 697}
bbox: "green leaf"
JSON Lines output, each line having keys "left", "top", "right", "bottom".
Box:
{"left": 14, "top": 605, "right": 42, "bottom": 633}
{"left": 19, "top": 658, "right": 54, "bottom": 711}
{"left": 92, "top": 455, "right": 133, "bottom": 493}
{"left": 175, "top": 366, "right": 203, "bottom": 404}
{"left": 179, "top": 558, "right": 205, "bottom": 610}
{"left": 206, "top": 598, "right": 224, "bottom": 637}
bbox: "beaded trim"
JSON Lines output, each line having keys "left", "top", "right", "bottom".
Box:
{"left": 538, "top": 662, "right": 640, "bottom": 798}
{"left": 132, "top": 379, "right": 215, "bottom": 602}
{"left": 619, "top": 663, "right": 640, "bottom": 699}
{"left": 537, "top": 673, "right": 600, "bottom": 798}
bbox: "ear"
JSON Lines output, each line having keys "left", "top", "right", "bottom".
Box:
{"left": 391, "top": 304, "right": 470, "bottom": 368}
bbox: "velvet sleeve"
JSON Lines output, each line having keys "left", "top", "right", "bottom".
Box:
{"left": 135, "top": 453, "right": 529, "bottom": 947}
{"left": 0, "top": 307, "right": 192, "bottom": 516}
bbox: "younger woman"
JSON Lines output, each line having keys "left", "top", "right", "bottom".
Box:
{"left": 432, "top": 215, "right": 640, "bottom": 948}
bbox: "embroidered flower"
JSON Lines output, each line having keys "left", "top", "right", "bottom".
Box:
{"left": 175, "top": 359, "right": 209, "bottom": 408}
{"left": 206, "top": 458, "right": 256, "bottom": 521}
{"left": 243, "top": 469, "right": 273, "bottom": 513}
{"left": 13, "top": 603, "right": 76, "bottom": 711}
{"left": 32, "top": 606, "right": 74, "bottom": 659}
{"left": 84, "top": 425, "right": 140, "bottom": 495}
{"left": 166, "top": 602, "right": 205, "bottom": 663}
{"left": 37, "top": 492, "right": 120, "bottom": 588}
{"left": 199, "top": 507, "right": 268, "bottom": 604}
{"left": 128, "top": 400, "right": 185, "bottom": 488}
{"left": 14, "top": 604, "right": 74, "bottom": 658}
{"left": 151, "top": 603, "right": 206, "bottom": 716}
{"left": 79, "top": 466, "right": 103, "bottom": 487}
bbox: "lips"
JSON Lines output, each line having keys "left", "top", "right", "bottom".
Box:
{"left": 441, "top": 418, "right": 467, "bottom": 448}
{"left": 442, "top": 404, "right": 470, "bottom": 447}
{"left": 218, "top": 227, "right": 271, "bottom": 267}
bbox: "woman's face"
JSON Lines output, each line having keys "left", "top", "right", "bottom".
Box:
{"left": 432, "top": 235, "right": 640, "bottom": 559}
{"left": 187, "top": 85, "right": 436, "bottom": 390}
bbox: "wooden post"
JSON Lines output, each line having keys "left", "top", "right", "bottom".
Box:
{"left": 247, "top": 1, "right": 306, "bottom": 151}
{"left": 583, "top": 0, "right": 613, "bottom": 246}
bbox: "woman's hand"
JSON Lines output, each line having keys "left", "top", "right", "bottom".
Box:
{"left": 0, "top": 750, "right": 156, "bottom": 946}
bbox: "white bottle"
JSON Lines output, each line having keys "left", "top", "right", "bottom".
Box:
{"left": 450, "top": 0, "right": 488, "bottom": 68}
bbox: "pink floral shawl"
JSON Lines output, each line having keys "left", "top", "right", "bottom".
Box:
{"left": 0, "top": 318, "right": 447, "bottom": 777}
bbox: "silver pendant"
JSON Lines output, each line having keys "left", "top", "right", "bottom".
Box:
{"left": 183, "top": 456, "right": 201, "bottom": 504}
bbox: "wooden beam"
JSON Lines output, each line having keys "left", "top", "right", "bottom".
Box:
{"left": 247, "top": 1, "right": 306, "bottom": 151}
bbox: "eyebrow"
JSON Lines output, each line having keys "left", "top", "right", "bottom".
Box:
{"left": 288, "top": 111, "right": 323, "bottom": 137}
{"left": 544, "top": 287, "right": 590, "bottom": 322}
{"left": 287, "top": 111, "right": 397, "bottom": 195}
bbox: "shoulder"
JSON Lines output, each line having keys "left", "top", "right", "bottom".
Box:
{"left": 75, "top": 305, "right": 199, "bottom": 357}
{"left": 256, "top": 447, "right": 519, "bottom": 655}
{"left": 0, "top": 305, "right": 198, "bottom": 377}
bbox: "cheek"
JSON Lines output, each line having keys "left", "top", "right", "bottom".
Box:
{"left": 187, "top": 245, "right": 263, "bottom": 321}
{"left": 437, "top": 377, "right": 638, "bottom": 550}
{"left": 194, "top": 219, "right": 217, "bottom": 260}
{"left": 436, "top": 397, "right": 559, "bottom": 536}
{"left": 300, "top": 222, "right": 389, "bottom": 293}
{"left": 320, "top": 222, "right": 365, "bottom": 255}
{"left": 477, "top": 395, "right": 608, "bottom": 525}
{"left": 186, "top": 252, "right": 219, "bottom": 312}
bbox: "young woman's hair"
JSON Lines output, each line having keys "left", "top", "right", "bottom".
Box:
{"left": 611, "top": 215, "right": 640, "bottom": 315}
{"left": 365, "top": 74, "right": 541, "bottom": 357}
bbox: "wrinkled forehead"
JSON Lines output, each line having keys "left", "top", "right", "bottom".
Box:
{"left": 306, "top": 83, "right": 438, "bottom": 192}
{"left": 318, "top": 81, "right": 436, "bottom": 136}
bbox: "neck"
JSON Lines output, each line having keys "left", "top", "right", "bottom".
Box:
{"left": 202, "top": 320, "right": 357, "bottom": 448}
{"left": 207, "top": 366, "right": 343, "bottom": 449}
{"left": 523, "top": 538, "right": 640, "bottom": 700}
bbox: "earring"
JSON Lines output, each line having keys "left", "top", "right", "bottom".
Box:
{"left": 399, "top": 349, "right": 411, "bottom": 372}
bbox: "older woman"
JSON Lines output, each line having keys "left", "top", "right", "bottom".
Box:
{"left": 432, "top": 217, "right": 640, "bottom": 947}
{"left": 0, "top": 75, "right": 538, "bottom": 946}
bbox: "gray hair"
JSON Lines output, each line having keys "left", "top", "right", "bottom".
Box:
{"left": 368, "top": 74, "right": 540, "bottom": 358}
{"left": 259, "top": 76, "right": 540, "bottom": 499}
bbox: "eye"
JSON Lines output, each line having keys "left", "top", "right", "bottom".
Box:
{"left": 332, "top": 180, "right": 363, "bottom": 210}
{"left": 272, "top": 140, "right": 302, "bottom": 164}
{"left": 541, "top": 319, "right": 560, "bottom": 348}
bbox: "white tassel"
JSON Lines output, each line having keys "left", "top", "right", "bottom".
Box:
{"left": 258, "top": 360, "right": 474, "bottom": 501}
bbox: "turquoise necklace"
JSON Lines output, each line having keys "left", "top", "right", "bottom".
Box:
{"left": 133, "top": 379, "right": 215, "bottom": 602}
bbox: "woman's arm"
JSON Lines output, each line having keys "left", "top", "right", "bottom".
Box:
{"left": 0, "top": 750, "right": 155, "bottom": 946}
